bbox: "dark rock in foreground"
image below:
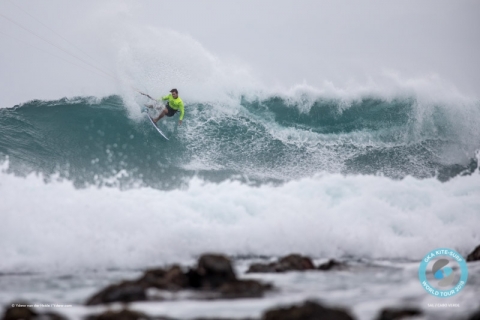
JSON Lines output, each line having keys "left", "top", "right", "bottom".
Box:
{"left": 262, "top": 300, "right": 354, "bottom": 320}
{"left": 374, "top": 307, "right": 422, "bottom": 320}
{"left": 86, "top": 309, "right": 151, "bottom": 320}
{"left": 87, "top": 308, "right": 254, "bottom": 320}
{"left": 219, "top": 279, "right": 272, "bottom": 298}
{"left": 247, "top": 254, "right": 316, "bottom": 273}
{"left": 467, "top": 245, "right": 480, "bottom": 262}
{"left": 86, "top": 308, "right": 176, "bottom": 320}
{"left": 86, "top": 301, "right": 352, "bottom": 320}
{"left": 86, "top": 253, "right": 271, "bottom": 305}
{"left": 467, "top": 308, "right": 480, "bottom": 320}
{"left": 187, "top": 254, "right": 237, "bottom": 289}
{"left": 2, "top": 304, "right": 38, "bottom": 320}
{"left": 247, "top": 254, "right": 347, "bottom": 273}
{"left": 86, "top": 280, "right": 147, "bottom": 306}
{"left": 317, "top": 259, "right": 346, "bottom": 271}
{"left": 2, "top": 302, "right": 66, "bottom": 320}
{"left": 138, "top": 265, "right": 188, "bottom": 290}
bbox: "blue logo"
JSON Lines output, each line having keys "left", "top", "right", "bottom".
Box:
{"left": 418, "top": 248, "right": 468, "bottom": 298}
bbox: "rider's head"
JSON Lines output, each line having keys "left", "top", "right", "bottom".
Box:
{"left": 170, "top": 88, "right": 178, "bottom": 99}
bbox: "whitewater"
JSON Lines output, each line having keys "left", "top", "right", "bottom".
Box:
{"left": 1, "top": 88, "right": 480, "bottom": 319}
{"left": 1, "top": 1, "right": 480, "bottom": 319}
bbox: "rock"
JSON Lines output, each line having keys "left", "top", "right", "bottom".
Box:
{"left": 86, "top": 309, "right": 151, "bottom": 320}
{"left": 196, "top": 254, "right": 237, "bottom": 288}
{"left": 277, "top": 254, "right": 315, "bottom": 271}
{"left": 375, "top": 308, "right": 422, "bottom": 320}
{"left": 317, "top": 259, "right": 346, "bottom": 271}
{"left": 219, "top": 279, "right": 273, "bottom": 299}
{"left": 262, "top": 300, "right": 355, "bottom": 320}
{"left": 140, "top": 267, "right": 167, "bottom": 282}
{"left": 86, "top": 308, "right": 180, "bottom": 320}
{"left": 2, "top": 304, "right": 37, "bottom": 320}
{"left": 195, "top": 318, "right": 254, "bottom": 320}
{"left": 467, "top": 245, "right": 480, "bottom": 262}
{"left": 85, "top": 253, "right": 272, "bottom": 305}
{"left": 138, "top": 265, "right": 188, "bottom": 290}
{"left": 246, "top": 263, "right": 276, "bottom": 273}
{"left": 247, "top": 254, "right": 315, "bottom": 273}
{"left": 185, "top": 268, "right": 204, "bottom": 289}
{"left": 164, "top": 265, "right": 189, "bottom": 288}
{"left": 86, "top": 280, "right": 147, "bottom": 306}
{"left": 467, "top": 308, "right": 480, "bottom": 320}
{"left": 2, "top": 302, "right": 66, "bottom": 320}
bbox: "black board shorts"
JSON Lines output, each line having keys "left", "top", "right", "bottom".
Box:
{"left": 165, "top": 103, "right": 178, "bottom": 117}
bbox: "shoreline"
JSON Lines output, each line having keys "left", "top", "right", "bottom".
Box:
{"left": 2, "top": 248, "right": 479, "bottom": 320}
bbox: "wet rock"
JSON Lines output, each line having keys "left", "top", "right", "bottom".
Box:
{"left": 189, "top": 254, "right": 271, "bottom": 298}
{"left": 86, "top": 309, "right": 151, "bottom": 320}
{"left": 374, "top": 307, "right": 422, "bottom": 320}
{"left": 196, "top": 254, "right": 237, "bottom": 289}
{"left": 186, "top": 254, "right": 237, "bottom": 289}
{"left": 86, "top": 308, "right": 255, "bottom": 320}
{"left": 2, "top": 304, "right": 37, "bottom": 320}
{"left": 247, "top": 254, "right": 315, "bottom": 273}
{"left": 139, "top": 267, "right": 167, "bottom": 283}
{"left": 138, "top": 265, "right": 188, "bottom": 290}
{"left": 262, "top": 300, "right": 354, "bottom": 320}
{"left": 195, "top": 318, "right": 254, "bottom": 320}
{"left": 278, "top": 254, "right": 315, "bottom": 271}
{"left": 86, "top": 280, "right": 147, "bottom": 306}
{"left": 246, "top": 263, "right": 276, "bottom": 273}
{"left": 86, "top": 253, "right": 272, "bottom": 305}
{"left": 2, "top": 303, "right": 66, "bottom": 320}
{"left": 164, "top": 265, "right": 189, "bottom": 288}
{"left": 219, "top": 279, "right": 273, "bottom": 299}
{"left": 467, "top": 308, "right": 480, "bottom": 320}
{"left": 317, "top": 259, "right": 346, "bottom": 271}
{"left": 467, "top": 245, "right": 480, "bottom": 262}
{"left": 86, "top": 308, "right": 179, "bottom": 320}
{"left": 195, "top": 318, "right": 256, "bottom": 320}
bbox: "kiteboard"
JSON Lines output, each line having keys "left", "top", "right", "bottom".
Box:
{"left": 143, "top": 107, "right": 169, "bottom": 140}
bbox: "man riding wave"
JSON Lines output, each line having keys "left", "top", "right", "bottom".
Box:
{"left": 144, "top": 88, "right": 184, "bottom": 125}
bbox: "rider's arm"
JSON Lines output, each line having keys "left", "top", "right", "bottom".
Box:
{"left": 159, "top": 94, "right": 171, "bottom": 102}
{"left": 178, "top": 101, "right": 185, "bottom": 121}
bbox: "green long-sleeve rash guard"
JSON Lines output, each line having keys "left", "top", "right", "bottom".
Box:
{"left": 158, "top": 94, "right": 185, "bottom": 120}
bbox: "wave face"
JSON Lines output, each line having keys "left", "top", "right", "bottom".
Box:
{"left": 0, "top": 94, "right": 479, "bottom": 189}
{"left": 1, "top": 93, "right": 480, "bottom": 272}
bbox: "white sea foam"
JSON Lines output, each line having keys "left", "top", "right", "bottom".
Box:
{"left": 1, "top": 160, "right": 479, "bottom": 273}
{"left": 104, "top": 21, "right": 480, "bottom": 165}
{"left": 113, "top": 24, "right": 480, "bottom": 109}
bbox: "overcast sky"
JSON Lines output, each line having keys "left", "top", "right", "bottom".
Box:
{"left": 1, "top": 0, "right": 479, "bottom": 107}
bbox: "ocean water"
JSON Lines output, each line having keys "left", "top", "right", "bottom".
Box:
{"left": 1, "top": 94, "right": 478, "bottom": 189}
{"left": 1, "top": 2, "right": 480, "bottom": 318}
{"left": 1, "top": 91, "right": 480, "bottom": 319}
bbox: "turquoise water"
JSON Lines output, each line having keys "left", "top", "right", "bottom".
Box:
{"left": 0, "top": 95, "right": 477, "bottom": 189}
{"left": 1, "top": 94, "right": 480, "bottom": 320}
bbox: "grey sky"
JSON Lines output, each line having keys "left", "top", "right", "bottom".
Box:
{"left": 1, "top": 0, "right": 479, "bottom": 107}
